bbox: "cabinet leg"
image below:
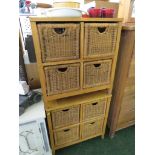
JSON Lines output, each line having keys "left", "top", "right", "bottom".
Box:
{"left": 109, "top": 132, "right": 115, "bottom": 139}
{"left": 52, "top": 149, "right": 55, "bottom": 155}
{"left": 101, "top": 135, "right": 104, "bottom": 139}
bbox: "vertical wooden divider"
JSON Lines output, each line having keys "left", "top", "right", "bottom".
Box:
{"left": 108, "top": 22, "right": 122, "bottom": 94}
{"left": 80, "top": 22, "right": 84, "bottom": 90}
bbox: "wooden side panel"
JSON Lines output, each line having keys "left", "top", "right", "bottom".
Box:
{"left": 108, "top": 24, "right": 135, "bottom": 137}
{"left": 117, "top": 110, "right": 135, "bottom": 126}
{"left": 25, "top": 63, "right": 41, "bottom": 89}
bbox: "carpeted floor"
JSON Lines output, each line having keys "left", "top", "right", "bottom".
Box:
{"left": 56, "top": 126, "right": 135, "bottom": 155}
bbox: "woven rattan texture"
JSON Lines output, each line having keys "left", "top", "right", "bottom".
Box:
{"left": 54, "top": 125, "right": 79, "bottom": 146}
{"left": 37, "top": 23, "right": 80, "bottom": 62}
{"left": 82, "top": 99, "right": 107, "bottom": 121}
{"left": 84, "top": 23, "right": 118, "bottom": 57}
{"left": 83, "top": 60, "right": 112, "bottom": 88}
{"left": 44, "top": 63, "right": 80, "bottom": 95}
{"left": 52, "top": 105, "right": 80, "bottom": 129}
{"left": 81, "top": 119, "right": 103, "bottom": 139}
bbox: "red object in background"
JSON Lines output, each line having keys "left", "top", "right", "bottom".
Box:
{"left": 82, "top": 14, "right": 89, "bottom": 18}
{"left": 25, "top": 0, "right": 31, "bottom": 5}
{"left": 88, "top": 7, "right": 102, "bottom": 18}
{"left": 101, "top": 8, "right": 115, "bottom": 18}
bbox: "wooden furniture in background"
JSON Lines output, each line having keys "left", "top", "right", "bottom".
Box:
{"left": 118, "top": 0, "right": 135, "bottom": 23}
{"left": 108, "top": 23, "right": 135, "bottom": 137}
{"left": 30, "top": 17, "right": 122, "bottom": 154}
{"left": 25, "top": 63, "right": 41, "bottom": 89}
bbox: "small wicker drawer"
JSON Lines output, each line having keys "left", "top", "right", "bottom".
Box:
{"left": 44, "top": 63, "right": 80, "bottom": 95}
{"left": 81, "top": 119, "right": 103, "bottom": 139}
{"left": 54, "top": 125, "right": 79, "bottom": 146}
{"left": 83, "top": 60, "right": 112, "bottom": 88}
{"left": 37, "top": 23, "right": 80, "bottom": 62}
{"left": 82, "top": 99, "right": 107, "bottom": 121}
{"left": 52, "top": 105, "right": 80, "bottom": 129}
{"left": 84, "top": 23, "right": 118, "bottom": 58}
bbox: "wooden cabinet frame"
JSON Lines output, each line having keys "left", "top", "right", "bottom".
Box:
{"left": 30, "top": 17, "right": 122, "bottom": 155}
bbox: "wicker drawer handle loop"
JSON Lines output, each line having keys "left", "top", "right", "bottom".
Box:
{"left": 54, "top": 28, "right": 66, "bottom": 34}
{"left": 90, "top": 122, "right": 95, "bottom": 125}
{"left": 98, "top": 27, "right": 107, "bottom": 33}
{"left": 62, "top": 108, "right": 70, "bottom": 112}
{"left": 92, "top": 102, "right": 98, "bottom": 105}
{"left": 93, "top": 64, "right": 101, "bottom": 68}
{"left": 57, "top": 67, "right": 68, "bottom": 72}
{"left": 64, "top": 129, "right": 70, "bottom": 132}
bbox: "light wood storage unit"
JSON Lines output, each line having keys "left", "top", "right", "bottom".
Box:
{"left": 108, "top": 23, "right": 135, "bottom": 137}
{"left": 30, "top": 18, "right": 122, "bottom": 154}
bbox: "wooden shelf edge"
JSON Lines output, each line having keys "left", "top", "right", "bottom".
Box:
{"left": 45, "top": 85, "right": 111, "bottom": 102}
{"left": 30, "top": 17, "right": 123, "bottom": 22}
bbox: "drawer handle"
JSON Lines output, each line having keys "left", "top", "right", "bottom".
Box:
{"left": 92, "top": 102, "right": 98, "bottom": 105}
{"left": 54, "top": 28, "right": 66, "bottom": 34}
{"left": 64, "top": 129, "right": 70, "bottom": 132}
{"left": 94, "top": 64, "right": 101, "bottom": 68}
{"left": 98, "top": 27, "right": 106, "bottom": 33}
{"left": 90, "top": 122, "right": 95, "bottom": 125}
{"left": 62, "top": 109, "right": 69, "bottom": 112}
{"left": 58, "top": 67, "right": 68, "bottom": 72}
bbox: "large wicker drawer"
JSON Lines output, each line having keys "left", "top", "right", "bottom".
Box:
{"left": 52, "top": 105, "right": 80, "bottom": 129}
{"left": 81, "top": 119, "right": 103, "bottom": 139}
{"left": 37, "top": 23, "right": 80, "bottom": 62}
{"left": 83, "top": 60, "right": 112, "bottom": 88}
{"left": 44, "top": 63, "right": 80, "bottom": 95}
{"left": 84, "top": 23, "right": 118, "bottom": 58}
{"left": 54, "top": 125, "right": 79, "bottom": 146}
{"left": 82, "top": 99, "right": 107, "bottom": 121}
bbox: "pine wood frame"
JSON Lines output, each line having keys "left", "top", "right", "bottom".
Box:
{"left": 30, "top": 17, "right": 122, "bottom": 155}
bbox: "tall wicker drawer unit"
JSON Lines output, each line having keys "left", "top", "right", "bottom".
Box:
{"left": 30, "top": 17, "right": 122, "bottom": 155}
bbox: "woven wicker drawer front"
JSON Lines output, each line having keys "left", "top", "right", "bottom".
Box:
{"left": 84, "top": 23, "right": 118, "bottom": 57}
{"left": 81, "top": 119, "right": 103, "bottom": 139}
{"left": 82, "top": 99, "right": 107, "bottom": 121}
{"left": 54, "top": 125, "right": 79, "bottom": 146}
{"left": 37, "top": 23, "right": 80, "bottom": 62}
{"left": 83, "top": 60, "right": 112, "bottom": 88}
{"left": 52, "top": 105, "right": 80, "bottom": 129}
{"left": 44, "top": 63, "right": 80, "bottom": 95}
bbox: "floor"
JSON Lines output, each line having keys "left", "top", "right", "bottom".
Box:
{"left": 56, "top": 126, "right": 135, "bottom": 155}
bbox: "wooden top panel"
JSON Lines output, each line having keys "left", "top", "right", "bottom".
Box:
{"left": 30, "top": 17, "right": 123, "bottom": 22}
{"left": 46, "top": 90, "right": 111, "bottom": 111}
{"left": 122, "top": 23, "right": 135, "bottom": 30}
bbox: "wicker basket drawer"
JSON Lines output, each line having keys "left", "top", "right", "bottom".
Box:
{"left": 44, "top": 63, "right": 80, "bottom": 95}
{"left": 83, "top": 60, "right": 112, "bottom": 88}
{"left": 37, "top": 23, "right": 80, "bottom": 62}
{"left": 82, "top": 99, "right": 107, "bottom": 121}
{"left": 81, "top": 119, "right": 103, "bottom": 139}
{"left": 52, "top": 105, "right": 80, "bottom": 129}
{"left": 54, "top": 125, "right": 79, "bottom": 146}
{"left": 84, "top": 23, "right": 118, "bottom": 58}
